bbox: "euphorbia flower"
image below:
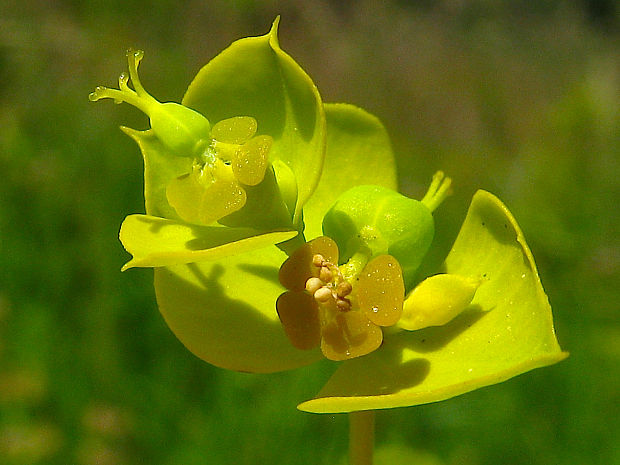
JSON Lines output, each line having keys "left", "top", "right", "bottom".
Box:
{"left": 92, "top": 19, "right": 567, "bottom": 415}
{"left": 276, "top": 175, "right": 484, "bottom": 364}
{"left": 91, "top": 18, "right": 327, "bottom": 373}
{"left": 90, "top": 50, "right": 274, "bottom": 225}
{"left": 277, "top": 236, "right": 405, "bottom": 360}
{"left": 89, "top": 47, "right": 291, "bottom": 248}
{"left": 294, "top": 107, "right": 568, "bottom": 412}
{"left": 165, "top": 115, "right": 273, "bottom": 226}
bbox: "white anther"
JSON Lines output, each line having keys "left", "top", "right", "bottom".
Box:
{"left": 319, "top": 266, "right": 333, "bottom": 282}
{"left": 336, "top": 299, "right": 351, "bottom": 311}
{"left": 314, "top": 287, "right": 333, "bottom": 303}
{"left": 336, "top": 281, "right": 353, "bottom": 298}
{"left": 305, "top": 277, "right": 324, "bottom": 294}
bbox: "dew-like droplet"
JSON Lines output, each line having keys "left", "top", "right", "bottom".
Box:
{"left": 127, "top": 48, "right": 144, "bottom": 61}
{"left": 212, "top": 116, "right": 257, "bottom": 144}
{"left": 118, "top": 72, "right": 129, "bottom": 89}
{"left": 357, "top": 255, "right": 404, "bottom": 327}
{"left": 232, "top": 135, "right": 272, "bottom": 186}
{"left": 279, "top": 236, "right": 339, "bottom": 291}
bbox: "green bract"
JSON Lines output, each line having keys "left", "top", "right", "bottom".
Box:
{"left": 93, "top": 19, "right": 566, "bottom": 410}
{"left": 182, "top": 18, "right": 325, "bottom": 228}
{"left": 299, "top": 191, "right": 568, "bottom": 412}
{"left": 91, "top": 18, "right": 326, "bottom": 371}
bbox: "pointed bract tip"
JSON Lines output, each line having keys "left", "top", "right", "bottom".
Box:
{"left": 120, "top": 260, "right": 135, "bottom": 272}
{"left": 269, "top": 16, "right": 281, "bottom": 47}
{"left": 119, "top": 125, "right": 143, "bottom": 140}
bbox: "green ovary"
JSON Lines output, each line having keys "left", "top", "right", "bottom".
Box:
{"left": 89, "top": 49, "right": 211, "bottom": 158}
{"left": 90, "top": 52, "right": 279, "bottom": 227}
{"left": 322, "top": 172, "right": 451, "bottom": 287}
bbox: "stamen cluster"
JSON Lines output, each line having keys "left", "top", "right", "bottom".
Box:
{"left": 305, "top": 254, "right": 352, "bottom": 311}
{"left": 277, "top": 236, "right": 406, "bottom": 361}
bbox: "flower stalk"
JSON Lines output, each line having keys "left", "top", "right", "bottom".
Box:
{"left": 349, "top": 410, "right": 375, "bottom": 465}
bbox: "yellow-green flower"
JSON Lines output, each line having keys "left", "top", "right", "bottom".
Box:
{"left": 90, "top": 18, "right": 327, "bottom": 373}
{"left": 277, "top": 236, "right": 405, "bottom": 360}
{"left": 91, "top": 19, "right": 567, "bottom": 415}
{"left": 165, "top": 116, "right": 272, "bottom": 226}
{"left": 89, "top": 47, "right": 285, "bottom": 232}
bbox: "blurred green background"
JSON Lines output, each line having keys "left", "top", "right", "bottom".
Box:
{"left": 1, "top": 1, "right": 618, "bottom": 464}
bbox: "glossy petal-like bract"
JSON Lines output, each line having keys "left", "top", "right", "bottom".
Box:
{"left": 155, "top": 247, "right": 323, "bottom": 373}
{"left": 148, "top": 20, "right": 327, "bottom": 372}
{"left": 183, "top": 17, "right": 325, "bottom": 226}
{"left": 303, "top": 103, "right": 398, "bottom": 240}
{"left": 121, "top": 127, "right": 191, "bottom": 221}
{"left": 119, "top": 214, "right": 297, "bottom": 270}
{"left": 298, "top": 190, "right": 567, "bottom": 413}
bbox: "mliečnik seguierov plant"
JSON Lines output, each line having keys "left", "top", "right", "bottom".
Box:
{"left": 90, "top": 17, "right": 567, "bottom": 463}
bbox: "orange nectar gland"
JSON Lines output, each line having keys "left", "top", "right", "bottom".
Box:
{"left": 276, "top": 236, "right": 405, "bottom": 361}
{"left": 89, "top": 50, "right": 272, "bottom": 225}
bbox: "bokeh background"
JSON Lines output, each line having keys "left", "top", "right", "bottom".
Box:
{"left": 1, "top": 1, "right": 618, "bottom": 464}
